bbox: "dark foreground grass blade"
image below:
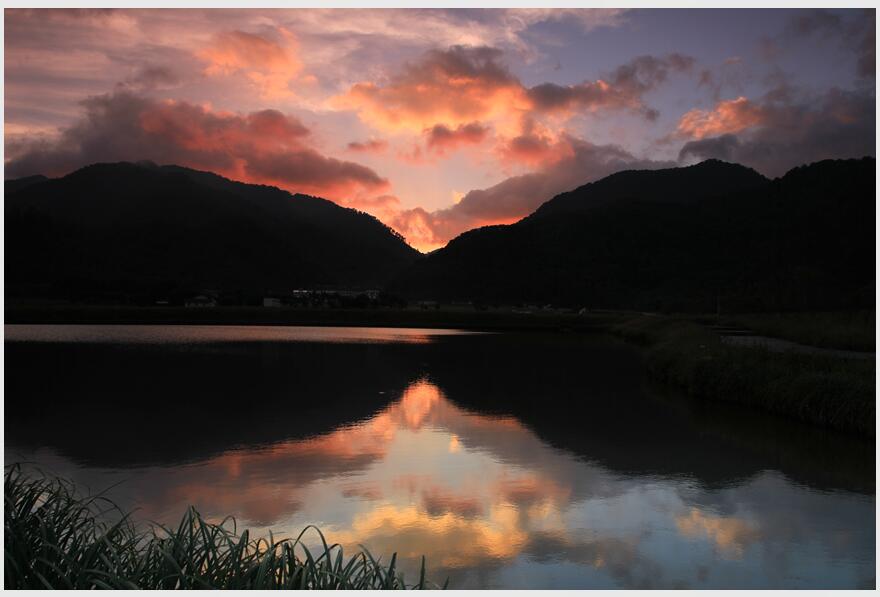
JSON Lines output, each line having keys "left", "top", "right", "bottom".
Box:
{"left": 4, "top": 464, "right": 442, "bottom": 590}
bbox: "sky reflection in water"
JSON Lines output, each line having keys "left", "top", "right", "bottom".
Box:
{"left": 9, "top": 378, "right": 874, "bottom": 589}
{"left": 5, "top": 326, "right": 875, "bottom": 589}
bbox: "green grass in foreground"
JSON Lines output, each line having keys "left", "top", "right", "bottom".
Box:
{"left": 4, "top": 465, "right": 443, "bottom": 590}
{"left": 613, "top": 316, "right": 875, "bottom": 437}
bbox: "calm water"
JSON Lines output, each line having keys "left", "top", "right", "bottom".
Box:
{"left": 5, "top": 324, "right": 875, "bottom": 589}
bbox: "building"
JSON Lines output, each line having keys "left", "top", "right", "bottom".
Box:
{"left": 184, "top": 295, "right": 217, "bottom": 308}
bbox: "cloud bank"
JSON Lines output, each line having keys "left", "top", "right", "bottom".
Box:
{"left": 5, "top": 92, "right": 389, "bottom": 201}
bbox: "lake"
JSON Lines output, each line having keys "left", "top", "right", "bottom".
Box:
{"left": 4, "top": 324, "right": 875, "bottom": 589}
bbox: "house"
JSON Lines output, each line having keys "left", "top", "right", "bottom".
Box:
{"left": 184, "top": 295, "right": 217, "bottom": 308}
{"left": 263, "top": 297, "right": 282, "bottom": 308}
{"left": 336, "top": 289, "right": 381, "bottom": 300}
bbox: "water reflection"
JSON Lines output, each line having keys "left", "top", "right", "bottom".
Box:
{"left": 8, "top": 379, "right": 874, "bottom": 589}
{"left": 4, "top": 324, "right": 477, "bottom": 345}
{"left": 675, "top": 508, "right": 760, "bottom": 559}
{"left": 4, "top": 327, "right": 875, "bottom": 589}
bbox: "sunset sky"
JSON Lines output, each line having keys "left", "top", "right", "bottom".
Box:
{"left": 4, "top": 8, "right": 875, "bottom": 251}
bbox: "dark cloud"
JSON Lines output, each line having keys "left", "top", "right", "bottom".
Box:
{"left": 421, "top": 488, "right": 483, "bottom": 519}
{"left": 610, "top": 53, "right": 694, "bottom": 94}
{"left": 856, "top": 17, "right": 876, "bottom": 78}
{"left": 786, "top": 9, "right": 875, "bottom": 79}
{"left": 243, "top": 150, "right": 387, "bottom": 190}
{"left": 119, "top": 65, "right": 180, "bottom": 92}
{"left": 788, "top": 9, "right": 843, "bottom": 37}
{"left": 424, "top": 122, "right": 489, "bottom": 152}
{"left": 422, "top": 45, "right": 516, "bottom": 87}
{"left": 526, "top": 53, "right": 694, "bottom": 118}
{"left": 678, "top": 87, "right": 874, "bottom": 177}
{"left": 347, "top": 138, "right": 388, "bottom": 153}
{"left": 4, "top": 91, "right": 389, "bottom": 200}
{"left": 677, "top": 134, "right": 741, "bottom": 163}
{"left": 695, "top": 56, "right": 751, "bottom": 102}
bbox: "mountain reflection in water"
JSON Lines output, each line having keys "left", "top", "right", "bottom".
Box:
{"left": 5, "top": 326, "right": 875, "bottom": 589}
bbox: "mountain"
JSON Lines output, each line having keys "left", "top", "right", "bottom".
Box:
{"left": 391, "top": 158, "right": 875, "bottom": 312}
{"left": 5, "top": 175, "right": 48, "bottom": 194}
{"left": 529, "top": 159, "right": 768, "bottom": 218}
{"left": 6, "top": 162, "right": 420, "bottom": 302}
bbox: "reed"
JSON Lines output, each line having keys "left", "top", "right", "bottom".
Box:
{"left": 4, "top": 465, "right": 444, "bottom": 590}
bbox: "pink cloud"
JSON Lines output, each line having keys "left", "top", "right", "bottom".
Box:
{"left": 198, "top": 30, "right": 300, "bottom": 98}
{"left": 676, "top": 96, "right": 766, "bottom": 139}
{"left": 5, "top": 92, "right": 389, "bottom": 202}
{"left": 338, "top": 46, "right": 692, "bottom": 135}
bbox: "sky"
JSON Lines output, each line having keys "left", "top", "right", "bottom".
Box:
{"left": 4, "top": 8, "right": 876, "bottom": 251}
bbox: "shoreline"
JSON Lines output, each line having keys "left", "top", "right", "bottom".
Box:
{"left": 5, "top": 305, "right": 874, "bottom": 437}
{"left": 3, "top": 305, "right": 625, "bottom": 332}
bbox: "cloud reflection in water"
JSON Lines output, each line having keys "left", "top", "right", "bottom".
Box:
{"left": 8, "top": 378, "right": 874, "bottom": 589}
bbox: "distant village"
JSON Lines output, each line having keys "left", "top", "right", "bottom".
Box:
{"left": 176, "top": 289, "right": 583, "bottom": 315}
{"left": 181, "top": 288, "right": 385, "bottom": 309}
{"left": 7, "top": 284, "right": 585, "bottom": 314}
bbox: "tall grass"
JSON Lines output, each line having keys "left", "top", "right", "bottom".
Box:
{"left": 4, "top": 465, "right": 444, "bottom": 590}
{"left": 613, "top": 316, "right": 875, "bottom": 437}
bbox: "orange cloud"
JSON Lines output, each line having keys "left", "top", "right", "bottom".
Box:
{"left": 337, "top": 48, "right": 693, "bottom": 137}
{"left": 335, "top": 193, "right": 401, "bottom": 222}
{"left": 199, "top": 30, "right": 300, "bottom": 99}
{"left": 676, "top": 96, "right": 766, "bottom": 139}
{"left": 338, "top": 46, "right": 527, "bottom": 133}
{"left": 496, "top": 119, "right": 576, "bottom": 167}
{"left": 676, "top": 508, "right": 761, "bottom": 559}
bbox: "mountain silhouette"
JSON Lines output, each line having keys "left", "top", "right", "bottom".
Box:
{"left": 6, "top": 162, "right": 420, "bottom": 302}
{"left": 5, "top": 174, "right": 49, "bottom": 194}
{"left": 530, "top": 159, "right": 768, "bottom": 218}
{"left": 391, "top": 158, "right": 875, "bottom": 312}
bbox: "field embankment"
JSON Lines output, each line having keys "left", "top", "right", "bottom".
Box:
{"left": 612, "top": 315, "right": 875, "bottom": 437}
{"left": 707, "top": 311, "right": 875, "bottom": 352}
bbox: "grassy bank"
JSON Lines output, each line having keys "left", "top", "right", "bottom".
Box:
{"left": 612, "top": 316, "right": 875, "bottom": 437}
{"left": 4, "top": 465, "right": 442, "bottom": 590}
{"left": 713, "top": 311, "right": 875, "bottom": 352}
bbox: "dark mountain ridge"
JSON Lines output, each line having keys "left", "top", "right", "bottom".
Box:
{"left": 6, "top": 162, "right": 420, "bottom": 303}
{"left": 530, "top": 159, "right": 768, "bottom": 218}
{"left": 391, "top": 158, "right": 875, "bottom": 312}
